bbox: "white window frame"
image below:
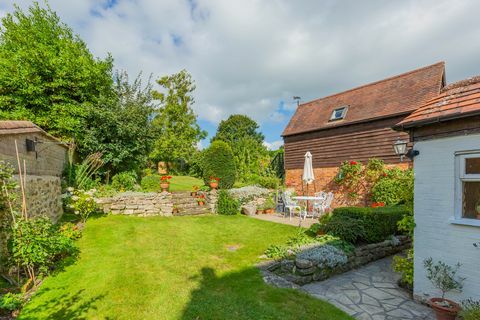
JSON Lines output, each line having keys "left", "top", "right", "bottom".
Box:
{"left": 330, "top": 106, "right": 348, "bottom": 121}
{"left": 452, "top": 151, "right": 480, "bottom": 227}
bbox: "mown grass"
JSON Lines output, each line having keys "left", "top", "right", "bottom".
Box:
{"left": 169, "top": 175, "right": 203, "bottom": 192}
{"left": 19, "top": 215, "right": 352, "bottom": 320}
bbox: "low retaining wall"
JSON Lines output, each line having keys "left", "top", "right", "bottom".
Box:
{"left": 264, "top": 235, "right": 411, "bottom": 285}
{"left": 96, "top": 191, "right": 217, "bottom": 217}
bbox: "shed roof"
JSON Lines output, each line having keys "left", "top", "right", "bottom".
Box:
{"left": 282, "top": 62, "right": 445, "bottom": 137}
{"left": 0, "top": 120, "right": 67, "bottom": 147}
{"left": 396, "top": 76, "right": 480, "bottom": 129}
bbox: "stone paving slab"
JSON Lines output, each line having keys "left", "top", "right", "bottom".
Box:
{"left": 301, "top": 256, "right": 435, "bottom": 320}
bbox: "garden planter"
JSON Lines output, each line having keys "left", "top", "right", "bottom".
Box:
{"left": 198, "top": 201, "right": 205, "bottom": 206}
{"left": 256, "top": 209, "right": 264, "bottom": 214}
{"left": 172, "top": 208, "right": 179, "bottom": 214}
{"left": 160, "top": 182, "right": 170, "bottom": 192}
{"left": 264, "top": 208, "right": 275, "bottom": 214}
{"left": 209, "top": 181, "right": 219, "bottom": 189}
{"left": 191, "top": 192, "right": 197, "bottom": 197}
{"left": 429, "top": 298, "right": 460, "bottom": 320}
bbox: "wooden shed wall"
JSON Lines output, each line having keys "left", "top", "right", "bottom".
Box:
{"left": 283, "top": 115, "right": 411, "bottom": 169}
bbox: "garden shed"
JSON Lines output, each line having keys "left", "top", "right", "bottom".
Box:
{"left": 0, "top": 120, "right": 67, "bottom": 221}
{"left": 282, "top": 62, "right": 445, "bottom": 206}
{"left": 395, "top": 76, "right": 480, "bottom": 302}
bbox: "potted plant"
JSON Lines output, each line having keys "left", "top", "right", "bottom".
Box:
{"left": 172, "top": 204, "right": 179, "bottom": 214}
{"left": 197, "top": 194, "right": 206, "bottom": 206}
{"left": 209, "top": 176, "right": 220, "bottom": 190}
{"left": 256, "top": 205, "right": 264, "bottom": 215}
{"left": 263, "top": 196, "right": 276, "bottom": 214}
{"left": 160, "top": 175, "right": 172, "bottom": 192}
{"left": 191, "top": 185, "right": 199, "bottom": 197}
{"left": 423, "top": 258, "right": 465, "bottom": 320}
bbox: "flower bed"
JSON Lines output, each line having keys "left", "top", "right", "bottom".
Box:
{"left": 261, "top": 235, "right": 411, "bottom": 285}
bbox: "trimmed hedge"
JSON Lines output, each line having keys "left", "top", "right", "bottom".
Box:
{"left": 111, "top": 171, "right": 137, "bottom": 191}
{"left": 201, "top": 141, "right": 236, "bottom": 189}
{"left": 320, "top": 206, "right": 408, "bottom": 244}
{"left": 141, "top": 174, "right": 161, "bottom": 192}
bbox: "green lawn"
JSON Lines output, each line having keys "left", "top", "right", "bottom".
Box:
{"left": 20, "top": 215, "right": 352, "bottom": 320}
{"left": 169, "top": 175, "right": 203, "bottom": 192}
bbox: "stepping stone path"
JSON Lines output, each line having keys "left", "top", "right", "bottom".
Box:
{"left": 301, "top": 256, "right": 435, "bottom": 320}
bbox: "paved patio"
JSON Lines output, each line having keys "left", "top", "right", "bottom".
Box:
{"left": 302, "top": 256, "right": 434, "bottom": 320}
{"left": 250, "top": 213, "right": 318, "bottom": 228}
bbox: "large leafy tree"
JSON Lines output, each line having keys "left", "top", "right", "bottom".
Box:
{"left": 80, "top": 72, "right": 157, "bottom": 175}
{"left": 212, "top": 114, "right": 264, "bottom": 144}
{"left": 211, "top": 114, "right": 269, "bottom": 178}
{"left": 0, "top": 2, "right": 113, "bottom": 140}
{"left": 150, "top": 70, "right": 206, "bottom": 164}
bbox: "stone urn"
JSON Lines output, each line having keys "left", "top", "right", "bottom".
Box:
{"left": 429, "top": 298, "right": 461, "bottom": 320}
{"left": 160, "top": 182, "right": 170, "bottom": 192}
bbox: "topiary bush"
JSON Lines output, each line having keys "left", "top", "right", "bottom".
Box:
{"left": 216, "top": 190, "right": 240, "bottom": 215}
{"left": 111, "top": 171, "right": 137, "bottom": 191}
{"left": 141, "top": 174, "right": 161, "bottom": 192}
{"left": 201, "top": 141, "right": 236, "bottom": 189}
{"left": 321, "top": 206, "right": 408, "bottom": 244}
{"left": 371, "top": 168, "right": 413, "bottom": 206}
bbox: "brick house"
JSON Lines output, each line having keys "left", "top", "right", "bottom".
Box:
{"left": 282, "top": 62, "right": 445, "bottom": 207}
{"left": 395, "top": 76, "right": 480, "bottom": 302}
{"left": 0, "top": 120, "right": 68, "bottom": 221}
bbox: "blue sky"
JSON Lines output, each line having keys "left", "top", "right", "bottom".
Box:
{"left": 2, "top": 0, "right": 480, "bottom": 150}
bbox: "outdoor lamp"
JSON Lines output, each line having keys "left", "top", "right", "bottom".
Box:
{"left": 393, "top": 139, "right": 419, "bottom": 161}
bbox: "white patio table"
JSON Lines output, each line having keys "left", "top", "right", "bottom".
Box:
{"left": 292, "top": 196, "right": 325, "bottom": 220}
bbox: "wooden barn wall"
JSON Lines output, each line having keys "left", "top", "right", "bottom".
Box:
{"left": 283, "top": 116, "right": 410, "bottom": 169}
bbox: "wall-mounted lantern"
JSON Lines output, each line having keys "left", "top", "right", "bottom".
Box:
{"left": 393, "top": 139, "right": 419, "bottom": 161}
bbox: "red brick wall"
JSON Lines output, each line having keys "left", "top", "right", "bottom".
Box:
{"left": 285, "top": 162, "right": 410, "bottom": 208}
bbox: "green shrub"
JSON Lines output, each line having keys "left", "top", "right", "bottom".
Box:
{"left": 319, "top": 216, "right": 365, "bottom": 244}
{"left": 141, "top": 174, "right": 161, "bottom": 192}
{"left": 460, "top": 299, "right": 480, "bottom": 320}
{"left": 216, "top": 190, "right": 240, "bottom": 215}
{"left": 371, "top": 168, "right": 413, "bottom": 206}
{"left": 111, "top": 171, "right": 137, "bottom": 191}
{"left": 10, "top": 218, "right": 78, "bottom": 277}
{"left": 201, "top": 141, "right": 236, "bottom": 189}
{"left": 322, "top": 206, "right": 407, "bottom": 243}
{"left": 0, "top": 292, "right": 23, "bottom": 311}
{"left": 243, "top": 174, "right": 280, "bottom": 189}
{"left": 393, "top": 249, "right": 413, "bottom": 287}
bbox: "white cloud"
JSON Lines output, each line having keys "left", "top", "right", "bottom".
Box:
{"left": 264, "top": 140, "right": 283, "bottom": 151}
{"left": 2, "top": 0, "right": 480, "bottom": 136}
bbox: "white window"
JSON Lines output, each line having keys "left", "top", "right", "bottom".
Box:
{"left": 330, "top": 106, "right": 348, "bottom": 121}
{"left": 454, "top": 152, "right": 480, "bottom": 226}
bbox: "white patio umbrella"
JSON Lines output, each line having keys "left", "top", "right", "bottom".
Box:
{"left": 302, "top": 151, "right": 315, "bottom": 185}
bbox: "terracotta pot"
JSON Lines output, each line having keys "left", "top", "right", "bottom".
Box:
{"left": 429, "top": 298, "right": 460, "bottom": 320}
{"left": 198, "top": 201, "right": 205, "bottom": 206}
{"left": 172, "top": 208, "right": 179, "bottom": 214}
{"left": 476, "top": 213, "right": 480, "bottom": 220}
{"left": 256, "top": 209, "right": 264, "bottom": 215}
{"left": 264, "top": 208, "right": 275, "bottom": 214}
{"left": 160, "top": 182, "right": 170, "bottom": 192}
{"left": 209, "top": 181, "right": 219, "bottom": 189}
{"left": 191, "top": 191, "right": 198, "bottom": 197}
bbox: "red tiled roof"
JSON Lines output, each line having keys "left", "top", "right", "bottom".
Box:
{"left": 282, "top": 62, "right": 445, "bottom": 136}
{"left": 396, "top": 76, "right": 480, "bottom": 128}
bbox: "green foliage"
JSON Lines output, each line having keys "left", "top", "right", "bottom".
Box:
{"left": 262, "top": 196, "right": 276, "bottom": 210}
{"left": 66, "top": 152, "right": 103, "bottom": 190}
{"left": 320, "top": 216, "right": 365, "bottom": 244}
{"left": 59, "top": 222, "right": 82, "bottom": 241}
{"left": 212, "top": 114, "right": 264, "bottom": 144}
{"left": 264, "top": 244, "right": 288, "bottom": 259}
{"left": 460, "top": 299, "right": 480, "bottom": 320}
{"left": 0, "top": 292, "right": 23, "bottom": 311}
{"left": 10, "top": 217, "right": 78, "bottom": 278}
{"left": 0, "top": 2, "right": 113, "bottom": 140}
{"left": 0, "top": 161, "right": 17, "bottom": 271}
{"left": 371, "top": 168, "right": 413, "bottom": 206}
{"left": 201, "top": 141, "right": 236, "bottom": 189}
{"left": 111, "top": 171, "right": 137, "bottom": 191}
{"left": 321, "top": 206, "right": 408, "bottom": 244}
{"left": 423, "top": 258, "right": 465, "bottom": 299}
{"left": 150, "top": 70, "right": 207, "bottom": 164}
{"left": 141, "top": 174, "right": 161, "bottom": 192}
{"left": 243, "top": 174, "right": 280, "bottom": 189}
{"left": 216, "top": 190, "right": 240, "bottom": 215}
{"left": 66, "top": 189, "right": 99, "bottom": 223}
{"left": 393, "top": 249, "right": 414, "bottom": 287}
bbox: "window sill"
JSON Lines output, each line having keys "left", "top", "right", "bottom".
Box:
{"left": 449, "top": 217, "right": 480, "bottom": 227}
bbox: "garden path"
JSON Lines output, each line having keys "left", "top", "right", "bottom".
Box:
{"left": 301, "top": 256, "right": 435, "bottom": 320}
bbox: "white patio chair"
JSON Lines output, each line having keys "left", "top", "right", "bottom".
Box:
{"left": 311, "top": 191, "right": 327, "bottom": 219}
{"left": 313, "top": 192, "right": 334, "bottom": 217}
{"left": 283, "top": 192, "right": 303, "bottom": 220}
